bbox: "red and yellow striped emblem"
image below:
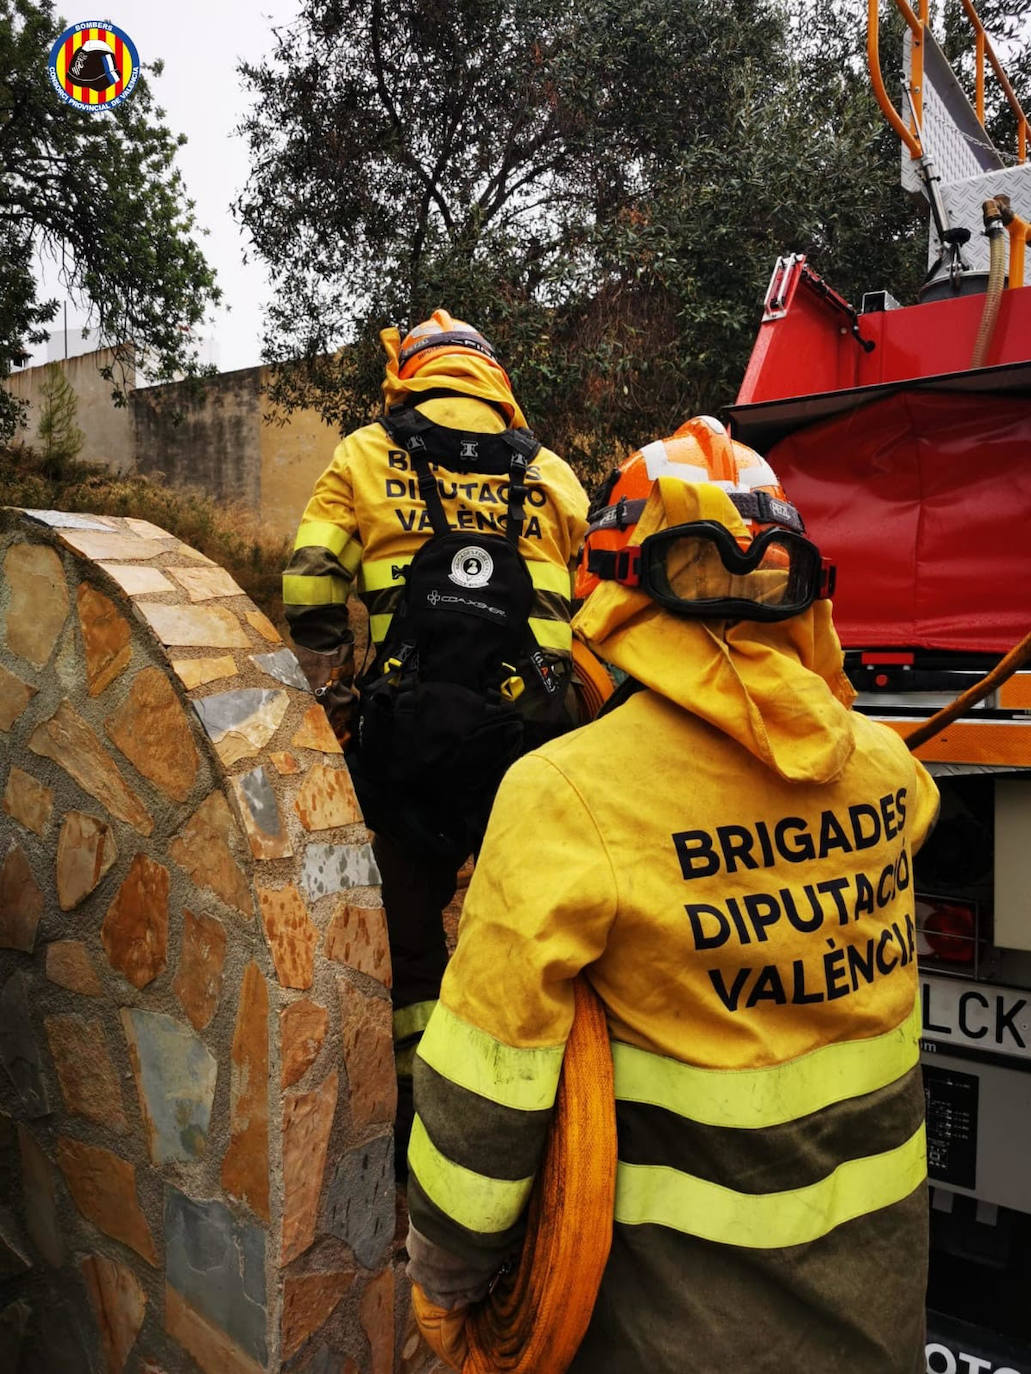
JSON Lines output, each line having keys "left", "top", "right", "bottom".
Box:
{"left": 49, "top": 20, "right": 139, "bottom": 110}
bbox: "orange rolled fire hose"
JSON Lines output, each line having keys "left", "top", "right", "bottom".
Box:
{"left": 411, "top": 978, "right": 615, "bottom": 1373}
{"left": 424, "top": 976, "right": 616, "bottom": 1374}
{"left": 572, "top": 636, "right": 615, "bottom": 721}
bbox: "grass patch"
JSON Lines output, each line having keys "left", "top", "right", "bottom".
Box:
{"left": 1, "top": 443, "right": 293, "bottom": 632}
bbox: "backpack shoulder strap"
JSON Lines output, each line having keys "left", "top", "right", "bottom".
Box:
{"left": 498, "top": 427, "right": 542, "bottom": 548}
{"left": 381, "top": 407, "right": 450, "bottom": 538}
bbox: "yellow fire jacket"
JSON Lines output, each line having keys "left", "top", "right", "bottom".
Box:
{"left": 282, "top": 393, "right": 588, "bottom": 665}
{"left": 407, "top": 480, "right": 940, "bottom": 1372}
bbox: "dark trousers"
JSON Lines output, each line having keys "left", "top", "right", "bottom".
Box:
{"left": 373, "top": 831, "right": 467, "bottom": 1180}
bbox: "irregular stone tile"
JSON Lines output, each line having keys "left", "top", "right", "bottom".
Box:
{"left": 2, "top": 766, "right": 53, "bottom": 835}
{"left": 298, "top": 1349, "right": 359, "bottom": 1374}
{"left": 193, "top": 688, "right": 289, "bottom": 766}
{"left": 221, "top": 962, "right": 270, "bottom": 1220}
{"left": 339, "top": 982, "right": 395, "bottom": 1129}
{"left": 76, "top": 582, "right": 131, "bottom": 696}
{"left": 290, "top": 704, "right": 343, "bottom": 754}
{"left": 0, "top": 1207, "right": 31, "bottom": 1279}
{"left": 102, "top": 854, "right": 169, "bottom": 989}
{"left": 170, "top": 790, "right": 253, "bottom": 918}
{"left": 17, "top": 1125, "right": 64, "bottom": 1266}
{"left": 56, "top": 811, "right": 118, "bottom": 911}
{"left": 324, "top": 904, "right": 391, "bottom": 987}
{"left": 165, "top": 1286, "right": 264, "bottom": 1374}
{"left": 23, "top": 509, "right": 114, "bottom": 530}
{"left": 257, "top": 885, "right": 317, "bottom": 989}
{"left": 59, "top": 529, "right": 171, "bottom": 561}
{"left": 0, "top": 663, "right": 37, "bottom": 731}
{"left": 167, "top": 565, "right": 244, "bottom": 601}
{"left": 4, "top": 542, "right": 69, "bottom": 667}
{"left": 44, "top": 1014, "right": 127, "bottom": 1131}
{"left": 294, "top": 764, "right": 361, "bottom": 832}
{"left": 245, "top": 609, "right": 280, "bottom": 642}
{"left": 28, "top": 700, "right": 153, "bottom": 835}
{"left": 280, "top": 998, "right": 328, "bottom": 1088}
{"left": 106, "top": 666, "right": 200, "bottom": 802}
{"left": 170, "top": 793, "right": 253, "bottom": 916}
{"left": 251, "top": 647, "right": 309, "bottom": 691}
{"left": 0, "top": 972, "right": 50, "bottom": 1116}
{"left": 0, "top": 845, "right": 43, "bottom": 951}
{"left": 98, "top": 563, "right": 175, "bottom": 596}
{"left": 323, "top": 1134, "right": 394, "bottom": 1270}
{"left": 81, "top": 1253, "right": 146, "bottom": 1373}
{"left": 230, "top": 766, "right": 293, "bottom": 860}
{"left": 172, "top": 910, "right": 226, "bottom": 1031}
{"left": 171, "top": 654, "right": 237, "bottom": 690}
{"left": 45, "top": 940, "right": 103, "bottom": 996}
{"left": 269, "top": 750, "right": 300, "bottom": 775}
{"left": 282, "top": 1073, "right": 338, "bottom": 1263}
{"left": 360, "top": 1269, "right": 394, "bottom": 1374}
{"left": 55, "top": 1137, "right": 157, "bottom": 1265}
{"left": 123, "top": 517, "right": 172, "bottom": 541}
{"left": 121, "top": 1009, "right": 217, "bottom": 1164}
{"left": 282, "top": 1270, "right": 356, "bottom": 1360}
{"left": 300, "top": 843, "right": 381, "bottom": 901}
{"left": 138, "top": 602, "right": 251, "bottom": 649}
{"left": 165, "top": 1189, "right": 267, "bottom": 1364}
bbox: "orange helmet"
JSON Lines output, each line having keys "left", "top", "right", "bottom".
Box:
{"left": 397, "top": 308, "right": 505, "bottom": 380}
{"left": 575, "top": 416, "right": 799, "bottom": 600}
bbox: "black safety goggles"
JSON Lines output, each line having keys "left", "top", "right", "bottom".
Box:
{"left": 591, "top": 521, "right": 836, "bottom": 622}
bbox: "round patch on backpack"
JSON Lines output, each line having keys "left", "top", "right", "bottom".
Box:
{"left": 449, "top": 546, "right": 494, "bottom": 588}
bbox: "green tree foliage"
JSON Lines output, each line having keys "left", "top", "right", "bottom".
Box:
{"left": 0, "top": 0, "right": 220, "bottom": 440}
{"left": 237, "top": 0, "right": 1025, "bottom": 476}
{"left": 36, "top": 361, "right": 83, "bottom": 472}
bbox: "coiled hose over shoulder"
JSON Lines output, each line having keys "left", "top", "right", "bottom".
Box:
{"left": 462, "top": 976, "right": 617, "bottom": 1374}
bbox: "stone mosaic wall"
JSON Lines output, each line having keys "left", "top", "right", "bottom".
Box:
{"left": 0, "top": 509, "right": 430, "bottom": 1373}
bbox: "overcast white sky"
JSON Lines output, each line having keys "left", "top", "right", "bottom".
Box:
{"left": 28, "top": 0, "right": 302, "bottom": 373}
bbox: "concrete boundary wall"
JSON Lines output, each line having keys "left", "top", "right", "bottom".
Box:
{"left": 0, "top": 508, "right": 429, "bottom": 1373}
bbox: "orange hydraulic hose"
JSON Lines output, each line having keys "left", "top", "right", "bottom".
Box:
{"left": 463, "top": 976, "right": 617, "bottom": 1374}
{"left": 906, "top": 628, "right": 1031, "bottom": 752}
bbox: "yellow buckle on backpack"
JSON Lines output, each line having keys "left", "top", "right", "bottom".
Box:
{"left": 500, "top": 668, "right": 525, "bottom": 702}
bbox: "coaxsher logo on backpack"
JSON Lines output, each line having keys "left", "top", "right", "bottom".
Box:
{"left": 449, "top": 546, "right": 494, "bottom": 588}
{"left": 48, "top": 21, "right": 140, "bottom": 109}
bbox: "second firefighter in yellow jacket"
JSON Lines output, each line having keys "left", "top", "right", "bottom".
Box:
{"left": 405, "top": 419, "right": 940, "bottom": 1373}
{"left": 282, "top": 310, "right": 587, "bottom": 1176}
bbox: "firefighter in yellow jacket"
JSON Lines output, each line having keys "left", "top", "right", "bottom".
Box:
{"left": 282, "top": 310, "right": 587, "bottom": 1173}
{"left": 405, "top": 417, "right": 940, "bottom": 1372}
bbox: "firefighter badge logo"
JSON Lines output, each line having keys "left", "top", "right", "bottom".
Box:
{"left": 48, "top": 21, "right": 140, "bottom": 109}
{"left": 449, "top": 546, "right": 494, "bottom": 588}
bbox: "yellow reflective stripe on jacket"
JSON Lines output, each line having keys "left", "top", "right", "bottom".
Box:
{"left": 283, "top": 573, "right": 350, "bottom": 607}
{"left": 394, "top": 999, "right": 437, "bottom": 1044}
{"left": 527, "top": 560, "right": 572, "bottom": 598}
{"left": 417, "top": 1003, "right": 564, "bottom": 1113}
{"left": 528, "top": 617, "right": 572, "bottom": 651}
{"left": 409, "top": 1114, "right": 534, "bottom": 1234}
{"left": 615, "top": 1123, "right": 926, "bottom": 1248}
{"left": 612, "top": 997, "right": 921, "bottom": 1131}
{"left": 369, "top": 612, "right": 392, "bottom": 643}
{"left": 359, "top": 556, "right": 409, "bottom": 593}
{"left": 293, "top": 520, "right": 361, "bottom": 571}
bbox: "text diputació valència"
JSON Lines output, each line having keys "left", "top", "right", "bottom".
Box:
{"left": 672, "top": 789, "right": 914, "bottom": 1012}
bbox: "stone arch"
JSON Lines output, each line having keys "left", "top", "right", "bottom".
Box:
{"left": 0, "top": 508, "right": 425, "bottom": 1372}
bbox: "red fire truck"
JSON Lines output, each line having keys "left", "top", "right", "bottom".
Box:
{"left": 727, "top": 4, "right": 1031, "bottom": 1370}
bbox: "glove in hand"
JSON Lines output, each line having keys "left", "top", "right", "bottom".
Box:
{"left": 411, "top": 1284, "right": 469, "bottom": 1371}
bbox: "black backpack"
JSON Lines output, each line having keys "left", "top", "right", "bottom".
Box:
{"left": 347, "top": 406, "right": 569, "bottom": 857}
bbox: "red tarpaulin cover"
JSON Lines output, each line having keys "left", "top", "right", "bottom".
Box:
{"left": 768, "top": 392, "right": 1031, "bottom": 655}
